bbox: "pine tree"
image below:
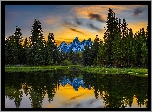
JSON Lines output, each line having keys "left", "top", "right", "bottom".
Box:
{"left": 68, "top": 49, "right": 75, "bottom": 64}
{"left": 96, "top": 39, "right": 105, "bottom": 66}
{"left": 141, "top": 42, "right": 148, "bottom": 67}
{"left": 127, "top": 28, "right": 134, "bottom": 67}
{"left": 103, "top": 8, "right": 118, "bottom": 66}
{"left": 27, "top": 19, "right": 46, "bottom": 65}
{"left": 92, "top": 35, "right": 100, "bottom": 66}
{"left": 22, "top": 38, "right": 28, "bottom": 65}
{"left": 13, "top": 26, "right": 23, "bottom": 65}
{"left": 121, "top": 19, "right": 129, "bottom": 67}
{"left": 134, "top": 28, "right": 146, "bottom": 67}
{"left": 46, "top": 33, "right": 56, "bottom": 65}
{"left": 82, "top": 46, "right": 91, "bottom": 66}
{"left": 145, "top": 24, "right": 148, "bottom": 48}
{"left": 111, "top": 17, "right": 122, "bottom": 67}
{"left": 53, "top": 46, "right": 61, "bottom": 65}
{"left": 5, "top": 36, "right": 19, "bottom": 65}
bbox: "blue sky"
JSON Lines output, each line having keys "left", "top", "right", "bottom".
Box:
{"left": 5, "top": 5, "right": 148, "bottom": 45}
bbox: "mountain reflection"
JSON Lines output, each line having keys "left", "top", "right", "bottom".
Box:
{"left": 5, "top": 70, "right": 148, "bottom": 108}
{"left": 60, "top": 77, "right": 85, "bottom": 91}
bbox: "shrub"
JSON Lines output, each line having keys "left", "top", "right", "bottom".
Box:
{"left": 60, "top": 60, "right": 73, "bottom": 66}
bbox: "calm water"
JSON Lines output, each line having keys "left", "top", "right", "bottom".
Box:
{"left": 5, "top": 69, "right": 148, "bottom": 108}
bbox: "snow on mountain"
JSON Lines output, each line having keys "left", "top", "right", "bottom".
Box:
{"left": 58, "top": 37, "right": 93, "bottom": 53}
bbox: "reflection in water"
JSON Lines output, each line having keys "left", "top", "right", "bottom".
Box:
{"left": 60, "top": 77, "right": 85, "bottom": 91}
{"left": 5, "top": 70, "right": 148, "bottom": 108}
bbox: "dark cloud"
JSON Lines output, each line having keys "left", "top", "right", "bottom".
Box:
{"left": 75, "top": 18, "right": 82, "bottom": 25}
{"left": 73, "top": 15, "right": 83, "bottom": 25}
{"left": 61, "top": 19, "right": 86, "bottom": 36}
{"left": 133, "top": 7, "right": 143, "bottom": 16}
{"left": 87, "top": 22, "right": 102, "bottom": 32}
{"left": 88, "top": 13, "right": 105, "bottom": 22}
{"left": 68, "top": 28, "right": 85, "bottom": 35}
{"left": 62, "top": 20, "right": 77, "bottom": 27}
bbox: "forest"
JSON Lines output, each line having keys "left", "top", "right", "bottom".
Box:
{"left": 5, "top": 8, "right": 148, "bottom": 68}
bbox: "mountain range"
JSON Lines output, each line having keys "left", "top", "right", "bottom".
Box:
{"left": 58, "top": 37, "right": 93, "bottom": 53}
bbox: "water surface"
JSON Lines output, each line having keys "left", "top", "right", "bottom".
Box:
{"left": 5, "top": 69, "right": 148, "bottom": 108}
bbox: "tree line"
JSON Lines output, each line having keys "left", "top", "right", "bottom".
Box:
{"left": 5, "top": 8, "right": 148, "bottom": 68}
{"left": 83, "top": 8, "right": 148, "bottom": 68}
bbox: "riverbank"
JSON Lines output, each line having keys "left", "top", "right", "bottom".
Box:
{"left": 5, "top": 65, "right": 80, "bottom": 72}
{"left": 82, "top": 66, "right": 148, "bottom": 77}
{"left": 5, "top": 65, "right": 148, "bottom": 77}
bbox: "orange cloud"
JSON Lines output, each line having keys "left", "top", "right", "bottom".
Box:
{"left": 45, "top": 19, "right": 56, "bottom": 24}
{"left": 73, "top": 5, "right": 145, "bottom": 19}
{"left": 43, "top": 16, "right": 60, "bottom": 24}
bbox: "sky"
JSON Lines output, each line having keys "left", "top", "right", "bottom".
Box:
{"left": 5, "top": 5, "right": 148, "bottom": 46}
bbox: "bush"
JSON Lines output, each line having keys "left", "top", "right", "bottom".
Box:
{"left": 60, "top": 60, "right": 73, "bottom": 66}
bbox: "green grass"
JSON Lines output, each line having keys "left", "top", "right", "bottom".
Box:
{"left": 5, "top": 65, "right": 81, "bottom": 72}
{"left": 82, "top": 66, "right": 148, "bottom": 77}
{"left": 5, "top": 65, "right": 148, "bottom": 77}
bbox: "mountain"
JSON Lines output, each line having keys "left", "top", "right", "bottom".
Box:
{"left": 58, "top": 37, "right": 93, "bottom": 53}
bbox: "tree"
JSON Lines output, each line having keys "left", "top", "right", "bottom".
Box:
{"left": 27, "top": 19, "right": 46, "bottom": 65}
{"left": 97, "top": 39, "right": 105, "bottom": 66}
{"left": 21, "top": 37, "right": 29, "bottom": 65}
{"left": 133, "top": 28, "right": 147, "bottom": 67}
{"left": 141, "top": 43, "right": 148, "bottom": 67}
{"left": 120, "top": 19, "right": 129, "bottom": 67}
{"left": 111, "top": 17, "right": 122, "bottom": 67}
{"left": 5, "top": 36, "right": 19, "bottom": 65}
{"left": 82, "top": 46, "right": 92, "bottom": 66}
{"left": 5, "top": 26, "right": 24, "bottom": 65}
{"left": 45, "top": 33, "right": 56, "bottom": 65}
{"left": 13, "top": 26, "right": 24, "bottom": 65}
{"left": 68, "top": 49, "right": 75, "bottom": 64}
{"left": 92, "top": 35, "right": 100, "bottom": 66}
{"left": 127, "top": 28, "right": 135, "bottom": 67}
{"left": 103, "top": 8, "right": 119, "bottom": 66}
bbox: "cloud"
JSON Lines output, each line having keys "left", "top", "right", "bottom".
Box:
{"left": 87, "top": 22, "right": 102, "bottom": 32}
{"left": 60, "top": 19, "right": 86, "bottom": 36}
{"left": 88, "top": 13, "right": 105, "bottom": 22}
{"left": 68, "top": 28, "right": 86, "bottom": 36}
{"left": 61, "top": 20, "right": 77, "bottom": 27}
{"left": 42, "top": 16, "right": 60, "bottom": 25}
{"left": 45, "top": 19, "right": 56, "bottom": 24}
{"left": 133, "top": 7, "right": 143, "bottom": 16}
{"left": 73, "top": 16, "right": 83, "bottom": 25}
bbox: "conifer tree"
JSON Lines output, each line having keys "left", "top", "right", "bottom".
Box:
{"left": 96, "top": 39, "right": 105, "bottom": 66}
{"left": 46, "top": 33, "right": 56, "bottom": 65}
{"left": 111, "top": 17, "right": 122, "bottom": 67}
{"left": 5, "top": 36, "right": 19, "bottom": 65}
{"left": 22, "top": 38, "right": 28, "bottom": 65}
{"left": 103, "top": 8, "right": 120, "bottom": 66}
{"left": 92, "top": 35, "right": 100, "bottom": 66}
{"left": 127, "top": 28, "right": 134, "bottom": 67}
{"left": 27, "top": 19, "right": 46, "bottom": 65}
{"left": 13, "top": 26, "right": 24, "bottom": 64}
{"left": 82, "top": 46, "right": 91, "bottom": 66}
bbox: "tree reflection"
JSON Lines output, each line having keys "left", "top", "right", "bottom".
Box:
{"left": 5, "top": 72, "right": 23, "bottom": 108}
{"left": 87, "top": 73, "right": 148, "bottom": 108}
{"left": 5, "top": 70, "right": 148, "bottom": 108}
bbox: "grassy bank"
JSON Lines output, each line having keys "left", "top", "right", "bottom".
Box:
{"left": 5, "top": 65, "right": 81, "bottom": 72}
{"left": 5, "top": 65, "right": 148, "bottom": 77}
{"left": 82, "top": 66, "right": 148, "bottom": 77}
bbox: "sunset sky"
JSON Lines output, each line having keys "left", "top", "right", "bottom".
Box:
{"left": 5, "top": 5, "right": 148, "bottom": 46}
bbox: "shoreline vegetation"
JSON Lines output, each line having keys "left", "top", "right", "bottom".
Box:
{"left": 5, "top": 65, "right": 148, "bottom": 77}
